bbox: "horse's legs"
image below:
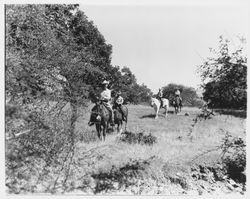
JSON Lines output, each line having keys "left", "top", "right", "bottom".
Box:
{"left": 116, "top": 121, "right": 122, "bottom": 134}
{"left": 117, "top": 123, "right": 120, "bottom": 133}
{"left": 96, "top": 124, "right": 101, "bottom": 139}
{"left": 119, "top": 122, "right": 123, "bottom": 133}
{"left": 164, "top": 106, "right": 168, "bottom": 118}
{"left": 124, "top": 119, "right": 127, "bottom": 131}
{"left": 102, "top": 123, "right": 106, "bottom": 141}
{"left": 155, "top": 106, "right": 159, "bottom": 119}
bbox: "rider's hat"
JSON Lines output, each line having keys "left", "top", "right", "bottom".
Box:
{"left": 101, "top": 80, "right": 109, "bottom": 85}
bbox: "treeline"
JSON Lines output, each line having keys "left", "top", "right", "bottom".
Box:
{"left": 95, "top": 66, "right": 153, "bottom": 104}
{"left": 6, "top": 4, "right": 151, "bottom": 108}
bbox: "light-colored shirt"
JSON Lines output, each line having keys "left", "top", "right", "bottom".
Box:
{"left": 175, "top": 90, "right": 180, "bottom": 96}
{"left": 100, "top": 88, "right": 111, "bottom": 101}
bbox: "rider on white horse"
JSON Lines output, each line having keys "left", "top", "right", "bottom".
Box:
{"left": 157, "top": 88, "right": 163, "bottom": 108}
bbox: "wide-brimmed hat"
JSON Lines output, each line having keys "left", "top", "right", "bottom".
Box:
{"left": 101, "top": 80, "right": 109, "bottom": 85}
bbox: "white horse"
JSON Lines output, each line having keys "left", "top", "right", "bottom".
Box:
{"left": 150, "top": 97, "right": 169, "bottom": 119}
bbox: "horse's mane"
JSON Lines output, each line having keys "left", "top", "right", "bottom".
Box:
{"left": 92, "top": 103, "right": 107, "bottom": 114}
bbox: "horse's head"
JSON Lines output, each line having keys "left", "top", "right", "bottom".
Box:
{"left": 88, "top": 103, "right": 102, "bottom": 126}
{"left": 150, "top": 97, "right": 158, "bottom": 107}
{"left": 150, "top": 97, "right": 154, "bottom": 107}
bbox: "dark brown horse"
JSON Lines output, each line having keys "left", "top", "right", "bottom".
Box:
{"left": 88, "top": 101, "right": 111, "bottom": 141}
{"left": 173, "top": 96, "right": 182, "bottom": 114}
{"left": 113, "top": 105, "right": 128, "bottom": 133}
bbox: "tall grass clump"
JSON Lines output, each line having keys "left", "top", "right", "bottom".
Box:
{"left": 119, "top": 131, "right": 157, "bottom": 146}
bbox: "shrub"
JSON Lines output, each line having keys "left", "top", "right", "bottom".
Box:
{"left": 220, "top": 134, "right": 246, "bottom": 184}
{"left": 119, "top": 131, "right": 157, "bottom": 146}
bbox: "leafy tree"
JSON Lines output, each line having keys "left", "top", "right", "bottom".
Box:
{"left": 6, "top": 4, "right": 115, "bottom": 135}
{"left": 197, "top": 36, "right": 247, "bottom": 109}
{"left": 5, "top": 4, "right": 114, "bottom": 193}
{"left": 110, "top": 67, "right": 152, "bottom": 104}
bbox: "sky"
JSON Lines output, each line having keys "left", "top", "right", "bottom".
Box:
{"left": 79, "top": 1, "right": 248, "bottom": 93}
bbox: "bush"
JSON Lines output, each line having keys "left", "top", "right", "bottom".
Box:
{"left": 220, "top": 134, "right": 246, "bottom": 183}
{"left": 119, "top": 131, "right": 157, "bottom": 146}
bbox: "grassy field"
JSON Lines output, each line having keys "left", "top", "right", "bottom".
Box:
{"left": 6, "top": 104, "right": 246, "bottom": 195}
{"left": 70, "top": 104, "right": 246, "bottom": 195}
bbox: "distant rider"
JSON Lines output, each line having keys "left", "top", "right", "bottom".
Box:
{"left": 100, "top": 80, "right": 114, "bottom": 125}
{"left": 157, "top": 88, "right": 163, "bottom": 107}
{"left": 174, "top": 88, "right": 182, "bottom": 105}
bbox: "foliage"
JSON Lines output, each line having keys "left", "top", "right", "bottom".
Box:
{"left": 197, "top": 36, "right": 247, "bottom": 109}
{"left": 5, "top": 4, "right": 113, "bottom": 194}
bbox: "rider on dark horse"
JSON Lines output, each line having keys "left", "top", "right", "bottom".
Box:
{"left": 157, "top": 88, "right": 163, "bottom": 108}
{"left": 113, "top": 91, "right": 126, "bottom": 121}
{"left": 88, "top": 80, "right": 115, "bottom": 126}
{"left": 98, "top": 80, "right": 115, "bottom": 126}
{"left": 174, "top": 88, "right": 182, "bottom": 106}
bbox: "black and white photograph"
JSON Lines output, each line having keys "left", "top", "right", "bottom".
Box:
{"left": 3, "top": 0, "right": 249, "bottom": 197}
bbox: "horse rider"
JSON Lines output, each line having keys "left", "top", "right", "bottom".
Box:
{"left": 174, "top": 88, "right": 182, "bottom": 104}
{"left": 113, "top": 91, "right": 126, "bottom": 121}
{"left": 100, "top": 80, "right": 115, "bottom": 126}
{"left": 157, "top": 88, "right": 163, "bottom": 107}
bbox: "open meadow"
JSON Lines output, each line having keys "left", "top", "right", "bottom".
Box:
{"left": 5, "top": 103, "right": 246, "bottom": 195}
{"left": 69, "top": 104, "right": 246, "bottom": 195}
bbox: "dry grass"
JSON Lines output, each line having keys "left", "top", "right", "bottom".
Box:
{"left": 78, "top": 105, "right": 245, "bottom": 159}
{"left": 70, "top": 105, "right": 246, "bottom": 194}
{"left": 7, "top": 104, "right": 245, "bottom": 194}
